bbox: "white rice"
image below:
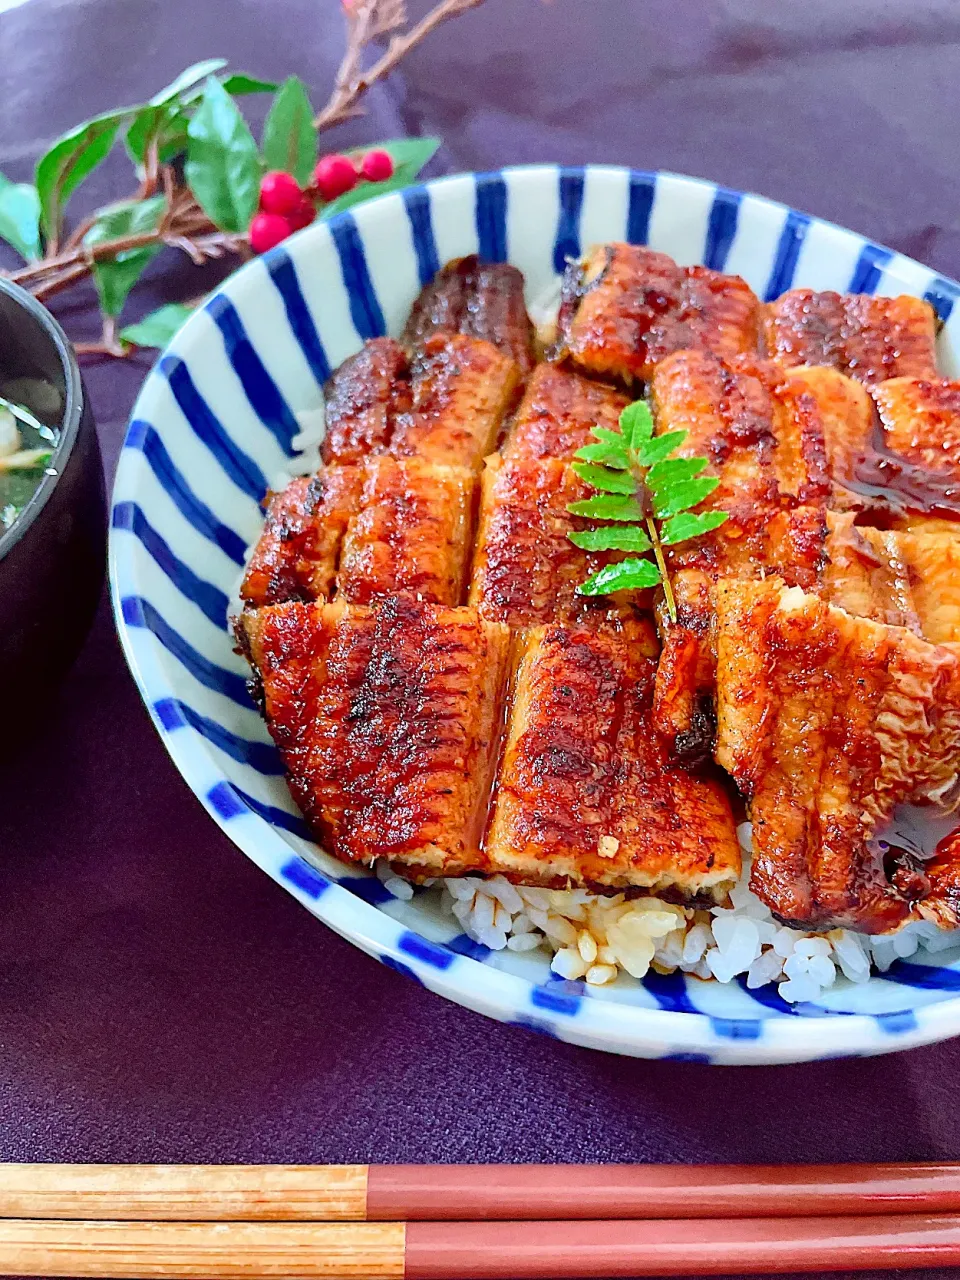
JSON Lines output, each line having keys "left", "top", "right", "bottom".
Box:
{"left": 376, "top": 822, "right": 960, "bottom": 1002}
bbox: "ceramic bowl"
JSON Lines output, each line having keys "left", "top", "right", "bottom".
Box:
{"left": 110, "top": 164, "right": 960, "bottom": 1064}
{"left": 0, "top": 279, "right": 104, "bottom": 737}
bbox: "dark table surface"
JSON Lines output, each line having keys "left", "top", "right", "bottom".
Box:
{"left": 3, "top": 1, "right": 960, "bottom": 1276}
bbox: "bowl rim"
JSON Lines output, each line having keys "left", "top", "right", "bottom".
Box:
{"left": 108, "top": 163, "right": 960, "bottom": 1063}
{"left": 0, "top": 275, "right": 85, "bottom": 562}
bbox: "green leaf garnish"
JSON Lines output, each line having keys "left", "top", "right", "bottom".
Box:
{"left": 568, "top": 526, "right": 652, "bottom": 552}
{"left": 574, "top": 440, "right": 630, "bottom": 468}
{"left": 125, "top": 62, "right": 275, "bottom": 172}
{"left": 185, "top": 77, "right": 261, "bottom": 233}
{"left": 36, "top": 107, "right": 132, "bottom": 241}
{"left": 646, "top": 456, "right": 709, "bottom": 491}
{"left": 567, "top": 397, "right": 728, "bottom": 621}
{"left": 0, "top": 173, "right": 41, "bottom": 261}
{"left": 653, "top": 476, "right": 721, "bottom": 519}
{"left": 217, "top": 73, "right": 281, "bottom": 97}
{"left": 619, "top": 400, "right": 654, "bottom": 448}
{"left": 119, "top": 301, "right": 197, "bottom": 349}
{"left": 636, "top": 431, "right": 691, "bottom": 469}
{"left": 262, "top": 76, "right": 316, "bottom": 188}
{"left": 660, "top": 510, "right": 730, "bottom": 545}
{"left": 571, "top": 461, "right": 636, "bottom": 494}
{"left": 578, "top": 558, "right": 662, "bottom": 596}
{"left": 567, "top": 495, "right": 646, "bottom": 522}
{"left": 150, "top": 59, "right": 230, "bottom": 105}
{"left": 85, "top": 196, "right": 166, "bottom": 317}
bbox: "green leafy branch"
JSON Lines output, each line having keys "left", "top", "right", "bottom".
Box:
{"left": 0, "top": 0, "right": 484, "bottom": 359}
{"left": 567, "top": 401, "right": 729, "bottom": 622}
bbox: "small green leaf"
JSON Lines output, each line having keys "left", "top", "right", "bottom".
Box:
{"left": 178, "top": 72, "right": 280, "bottom": 109}
{"left": 149, "top": 58, "right": 229, "bottom": 105}
{"left": 126, "top": 104, "right": 191, "bottom": 168}
{"left": 590, "top": 425, "right": 628, "bottom": 446}
{"left": 322, "top": 137, "right": 441, "bottom": 217}
{"left": 635, "top": 430, "right": 688, "bottom": 468}
{"left": 574, "top": 441, "right": 630, "bottom": 468}
{"left": 262, "top": 76, "right": 316, "bottom": 187}
{"left": 85, "top": 196, "right": 165, "bottom": 317}
{"left": 568, "top": 495, "right": 646, "bottom": 521}
{"left": 127, "top": 64, "right": 275, "bottom": 170}
{"left": 571, "top": 461, "right": 636, "bottom": 494}
{"left": 619, "top": 400, "right": 654, "bottom": 448}
{"left": 660, "top": 510, "right": 730, "bottom": 545}
{"left": 126, "top": 106, "right": 163, "bottom": 167}
{"left": 119, "top": 301, "right": 197, "bottom": 349}
{"left": 185, "top": 78, "right": 261, "bottom": 232}
{"left": 568, "top": 526, "right": 652, "bottom": 552}
{"left": 212, "top": 73, "right": 280, "bottom": 98}
{"left": 0, "top": 174, "right": 41, "bottom": 260}
{"left": 35, "top": 108, "right": 130, "bottom": 239}
{"left": 577, "top": 558, "right": 662, "bottom": 596}
{"left": 653, "top": 476, "right": 721, "bottom": 519}
{"left": 646, "top": 456, "right": 708, "bottom": 491}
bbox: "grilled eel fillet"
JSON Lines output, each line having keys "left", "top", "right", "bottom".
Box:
{"left": 468, "top": 454, "right": 640, "bottom": 628}
{"left": 765, "top": 289, "right": 938, "bottom": 386}
{"left": 241, "top": 597, "right": 510, "bottom": 876}
{"left": 321, "top": 332, "right": 520, "bottom": 470}
{"left": 501, "top": 362, "right": 629, "bottom": 462}
{"left": 241, "top": 459, "right": 474, "bottom": 609}
{"left": 465, "top": 364, "right": 636, "bottom": 627}
{"left": 647, "top": 351, "right": 867, "bottom": 747}
{"left": 242, "top": 601, "right": 742, "bottom": 897}
{"left": 713, "top": 578, "right": 960, "bottom": 932}
{"left": 556, "top": 243, "right": 764, "bottom": 384}
{"left": 402, "top": 256, "right": 537, "bottom": 377}
{"left": 485, "top": 616, "right": 741, "bottom": 899}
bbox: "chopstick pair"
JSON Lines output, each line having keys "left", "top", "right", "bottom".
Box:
{"left": 2, "top": 1162, "right": 960, "bottom": 1278}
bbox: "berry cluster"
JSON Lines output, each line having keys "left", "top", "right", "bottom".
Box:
{"left": 248, "top": 149, "right": 396, "bottom": 254}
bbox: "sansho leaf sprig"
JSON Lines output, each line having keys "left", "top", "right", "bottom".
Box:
{"left": 567, "top": 400, "right": 729, "bottom": 622}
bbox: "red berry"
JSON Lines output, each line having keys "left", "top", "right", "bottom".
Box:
{"left": 314, "top": 153, "right": 358, "bottom": 202}
{"left": 288, "top": 195, "right": 316, "bottom": 232}
{"left": 259, "top": 170, "right": 303, "bottom": 216}
{"left": 249, "top": 211, "right": 292, "bottom": 254}
{"left": 360, "top": 149, "right": 394, "bottom": 183}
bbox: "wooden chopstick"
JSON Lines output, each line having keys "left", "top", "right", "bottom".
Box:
{"left": 2, "top": 1162, "right": 960, "bottom": 1221}
{"left": 3, "top": 1214, "right": 960, "bottom": 1278}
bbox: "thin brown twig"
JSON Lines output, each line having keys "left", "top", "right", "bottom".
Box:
{"left": 313, "top": 0, "right": 485, "bottom": 131}
{"left": 74, "top": 313, "right": 131, "bottom": 359}
{"left": 63, "top": 210, "right": 102, "bottom": 253}
{"left": 30, "top": 263, "right": 96, "bottom": 302}
{"left": 8, "top": 186, "right": 229, "bottom": 287}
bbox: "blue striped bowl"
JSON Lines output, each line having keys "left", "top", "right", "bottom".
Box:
{"left": 110, "top": 165, "right": 960, "bottom": 1065}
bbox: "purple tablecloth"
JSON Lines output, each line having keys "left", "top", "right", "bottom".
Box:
{"left": 3, "top": 1, "right": 960, "bottom": 1276}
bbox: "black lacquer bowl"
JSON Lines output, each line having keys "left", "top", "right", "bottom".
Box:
{"left": 0, "top": 279, "right": 105, "bottom": 730}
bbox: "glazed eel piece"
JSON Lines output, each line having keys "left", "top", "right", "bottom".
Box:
{"left": 401, "top": 255, "right": 537, "bottom": 377}
{"left": 555, "top": 242, "right": 764, "bottom": 385}
{"left": 765, "top": 289, "right": 938, "bottom": 386}
{"left": 714, "top": 578, "right": 960, "bottom": 932}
